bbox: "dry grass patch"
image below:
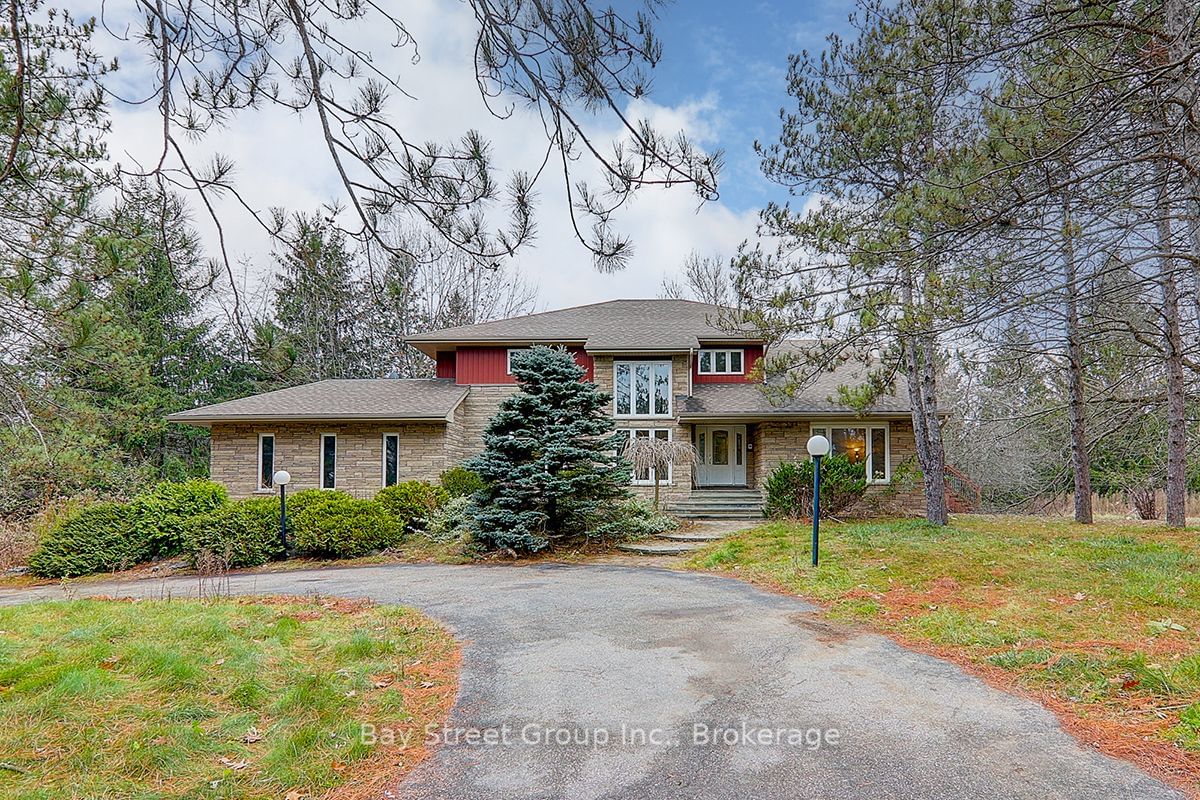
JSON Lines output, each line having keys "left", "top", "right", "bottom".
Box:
{"left": 689, "top": 515, "right": 1200, "bottom": 796}
{"left": 0, "top": 595, "right": 459, "bottom": 799}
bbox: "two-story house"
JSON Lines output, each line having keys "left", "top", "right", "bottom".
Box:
{"left": 168, "top": 299, "right": 918, "bottom": 515}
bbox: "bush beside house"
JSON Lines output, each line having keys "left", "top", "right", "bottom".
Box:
{"left": 186, "top": 497, "right": 284, "bottom": 568}
{"left": 764, "top": 455, "right": 867, "bottom": 519}
{"left": 291, "top": 493, "right": 404, "bottom": 558}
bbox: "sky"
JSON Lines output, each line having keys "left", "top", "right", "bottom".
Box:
{"left": 98, "top": 0, "right": 852, "bottom": 311}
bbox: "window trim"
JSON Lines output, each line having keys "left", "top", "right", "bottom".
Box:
{"left": 505, "top": 348, "right": 526, "bottom": 376}
{"left": 381, "top": 432, "right": 400, "bottom": 488}
{"left": 613, "top": 360, "right": 673, "bottom": 418}
{"left": 620, "top": 427, "right": 674, "bottom": 486}
{"left": 320, "top": 432, "right": 338, "bottom": 490}
{"left": 697, "top": 348, "right": 745, "bottom": 375}
{"left": 810, "top": 422, "right": 891, "bottom": 484}
{"left": 256, "top": 433, "right": 275, "bottom": 492}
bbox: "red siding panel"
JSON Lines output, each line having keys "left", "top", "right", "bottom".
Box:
{"left": 693, "top": 345, "right": 764, "bottom": 384}
{"left": 435, "top": 351, "right": 457, "bottom": 380}
{"left": 455, "top": 346, "right": 594, "bottom": 384}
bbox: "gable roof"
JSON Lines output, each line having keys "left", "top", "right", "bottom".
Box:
{"left": 167, "top": 379, "right": 469, "bottom": 425}
{"left": 406, "top": 299, "right": 758, "bottom": 354}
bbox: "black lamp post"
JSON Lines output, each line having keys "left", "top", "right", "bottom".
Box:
{"left": 806, "top": 434, "right": 830, "bottom": 567}
{"left": 273, "top": 469, "right": 292, "bottom": 556}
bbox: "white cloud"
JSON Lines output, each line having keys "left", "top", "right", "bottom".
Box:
{"left": 100, "top": 0, "right": 757, "bottom": 310}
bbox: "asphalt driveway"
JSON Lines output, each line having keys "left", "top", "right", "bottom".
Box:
{"left": 0, "top": 563, "right": 1181, "bottom": 799}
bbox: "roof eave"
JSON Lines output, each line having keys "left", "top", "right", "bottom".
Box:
{"left": 168, "top": 412, "right": 457, "bottom": 425}
{"left": 677, "top": 410, "right": 913, "bottom": 421}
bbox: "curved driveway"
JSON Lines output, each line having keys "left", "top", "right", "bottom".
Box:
{"left": 0, "top": 563, "right": 1181, "bottom": 799}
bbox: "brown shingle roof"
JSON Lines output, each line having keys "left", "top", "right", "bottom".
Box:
{"left": 679, "top": 349, "right": 911, "bottom": 418}
{"left": 406, "top": 299, "right": 758, "bottom": 353}
{"left": 167, "top": 379, "right": 468, "bottom": 425}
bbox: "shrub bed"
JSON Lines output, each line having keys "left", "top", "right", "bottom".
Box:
{"left": 439, "top": 467, "right": 486, "bottom": 498}
{"left": 376, "top": 481, "right": 449, "bottom": 530}
{"left": 292, "top": 493, "right": 404, "bottom": 558}
{"left": 185, "top": 497, "right": 284, "bottom": 568}
{"left": 28, "top": 502, "right": 147, "bottom": 578}
{"left": 764, "top": 455, "right": 866, "bottom": 519}
{"left": 131, "top": 479, "right": 228, "bottom": 558}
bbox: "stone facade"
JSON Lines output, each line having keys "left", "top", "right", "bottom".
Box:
{"left": 205, "top": 359, "right": 919, "bottom": 514}
{"left": 751, "top": 418, "right": 923, "bottom": 513}
{"left": 210, "top": 421, "right": 455, "bottom": 499}
{"left": 592, "top": 353, "right": 695, "bottom": 505}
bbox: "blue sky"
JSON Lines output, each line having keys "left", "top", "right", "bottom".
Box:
{"left": 646, "top": 0, "right": 850, "bottom": 214}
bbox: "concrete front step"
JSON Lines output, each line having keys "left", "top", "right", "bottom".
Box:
{"left": 656, "top": 531, "right": 728, "bottom": 542}
{"left": 616, "top": 540, "right": 707, "bottom": 555}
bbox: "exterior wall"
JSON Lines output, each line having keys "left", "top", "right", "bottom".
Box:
{"left": 450, "top": 384, "right": 520, "bottom": 463}
{"left": 435, "top": 351, "right": 456, "bottom": 379}
{"left": 454, "top": 346, "right": 594, "bottom": 384}
{"left": 752, "top": 418, "right": 921, "bottom": 513}
{"left": 692, "top": 344, "right": 764, "bottom": 385}
{"left": 593, "top": 353, "right": 694, "bottom": 505}
{"left": 210, "top": 421, "right": 454, "bottom": 499}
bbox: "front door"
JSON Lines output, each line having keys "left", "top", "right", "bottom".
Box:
{"left": 696, "top": 425, "right": 747, "bottom": 486}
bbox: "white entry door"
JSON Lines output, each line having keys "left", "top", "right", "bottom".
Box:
{"left": 696, "top": 425, "right": 747, "bottom": 486}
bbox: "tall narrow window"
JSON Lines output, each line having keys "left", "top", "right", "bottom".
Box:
{"left": 382, "top": 433, "right": 400, "bottom": 487}
{"left": 258, "top": 434, "right": 275, "bottom": 491}
{"left": 320, "top": 434, "right": 337, "bottom": 489}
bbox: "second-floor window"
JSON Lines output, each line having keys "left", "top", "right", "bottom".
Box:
{"left": 614, "top": 361, "right": 672, "bottom": 417}
{"left": 698, "top": 348, "right": 744, "bottom": 375}
{"left": 506, "top": 348, "right": 527, "bottom": 375}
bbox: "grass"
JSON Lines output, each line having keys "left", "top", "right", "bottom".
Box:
{"left": 689, "top": 515, "right": 1200, "bottom": 792}
{"left": 0, "top": 596, "right": 459, "bottom": 799}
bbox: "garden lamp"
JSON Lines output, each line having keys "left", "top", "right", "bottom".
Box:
{"left": 274, "top": 469, "right": 291, "bottom": 556}
{"left": 806, "top": 435, "right": 830, "bottom": 567}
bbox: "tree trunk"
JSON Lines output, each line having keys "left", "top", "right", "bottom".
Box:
{"left": 1062, "top": 192, "right": 1093, "bottom": 523}
{"left": 900, "top": 272, "right": 949, "bottom": 526}
{"left": 1156, "top": 177, "right": 1188, "bottom": 529}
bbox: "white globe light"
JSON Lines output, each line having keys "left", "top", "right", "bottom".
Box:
{"left": 273, "top": 469, "right": 292, "bottom": 486}
{"left": 806, "top": 435, "right": 831, "bottom": 458}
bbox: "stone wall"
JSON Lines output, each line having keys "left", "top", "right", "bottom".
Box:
{"left": 210, "top": 421, "right": 454, "bottom": 499}
{"left": 451, "top": 385, "right": 519, "bottom": 463}
{"left": 753, "top": 418, "right": 922, "bottom": 513}
{"left": 592, "top": 353, "right": 695, "bottom": 505}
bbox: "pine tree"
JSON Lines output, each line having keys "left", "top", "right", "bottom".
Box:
{"left": 467, "top": 347, "right": 631, "bottom": 553}
{"left": 273, "top": 214, "right": 374, "bottom": 381}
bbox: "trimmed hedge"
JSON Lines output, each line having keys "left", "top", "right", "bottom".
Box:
{"left": 292, "top": 493, "right": 403, "bottom": 559}
{"left": 439, "top": 467, "right": 486, "bottom": 498}
{"left": 131, "top": 479, "right": 228, "bottom": 558}
{"left": 376, "top": 481, "right": 449, "bottom": 530}
{"left": 185, "top": 497, "right": 284, "bottom": 568}
{"left": 28, "top": 502, "right": 148, "bottom": 578}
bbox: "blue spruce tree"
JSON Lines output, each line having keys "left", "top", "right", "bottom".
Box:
{"left": 467, "top": 346, "right": 631, "bottom": 552}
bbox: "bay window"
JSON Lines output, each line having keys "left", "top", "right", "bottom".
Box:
{"left": 811, "top": 424, "right": 890, "bottom": 483}
{"left": 614, "top": 361, "right": 672, "bottom": 417}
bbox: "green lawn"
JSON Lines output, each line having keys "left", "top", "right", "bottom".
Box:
{"left": 689, "top": 515, "right": 1200, "bottom": 785}
{"left": 0, "top": 597, "right": 458, "bottom": 799}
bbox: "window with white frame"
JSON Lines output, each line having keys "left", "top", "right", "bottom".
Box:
{"left": 382, "top": 433, "right": 400, "bottom": 487}
{"left": 614, "top": 361, "right": 672, "bottom": 417}
{"left": 505, "top": 348, "right": 528, "bottom": 375}
{"left": 697, "top": 348, "right": 744, "bottom": 375}
{"left": 320, "top": 433, "right": 337, "bottom": 489}
{"left": 620, "top": 428, "right": 672, "bottom": 485}
{"left": 257, "top": 433, "right": 275, "bottom": 491}
{"left": 810, "top": 424, "right": 890, "bottom": 483}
